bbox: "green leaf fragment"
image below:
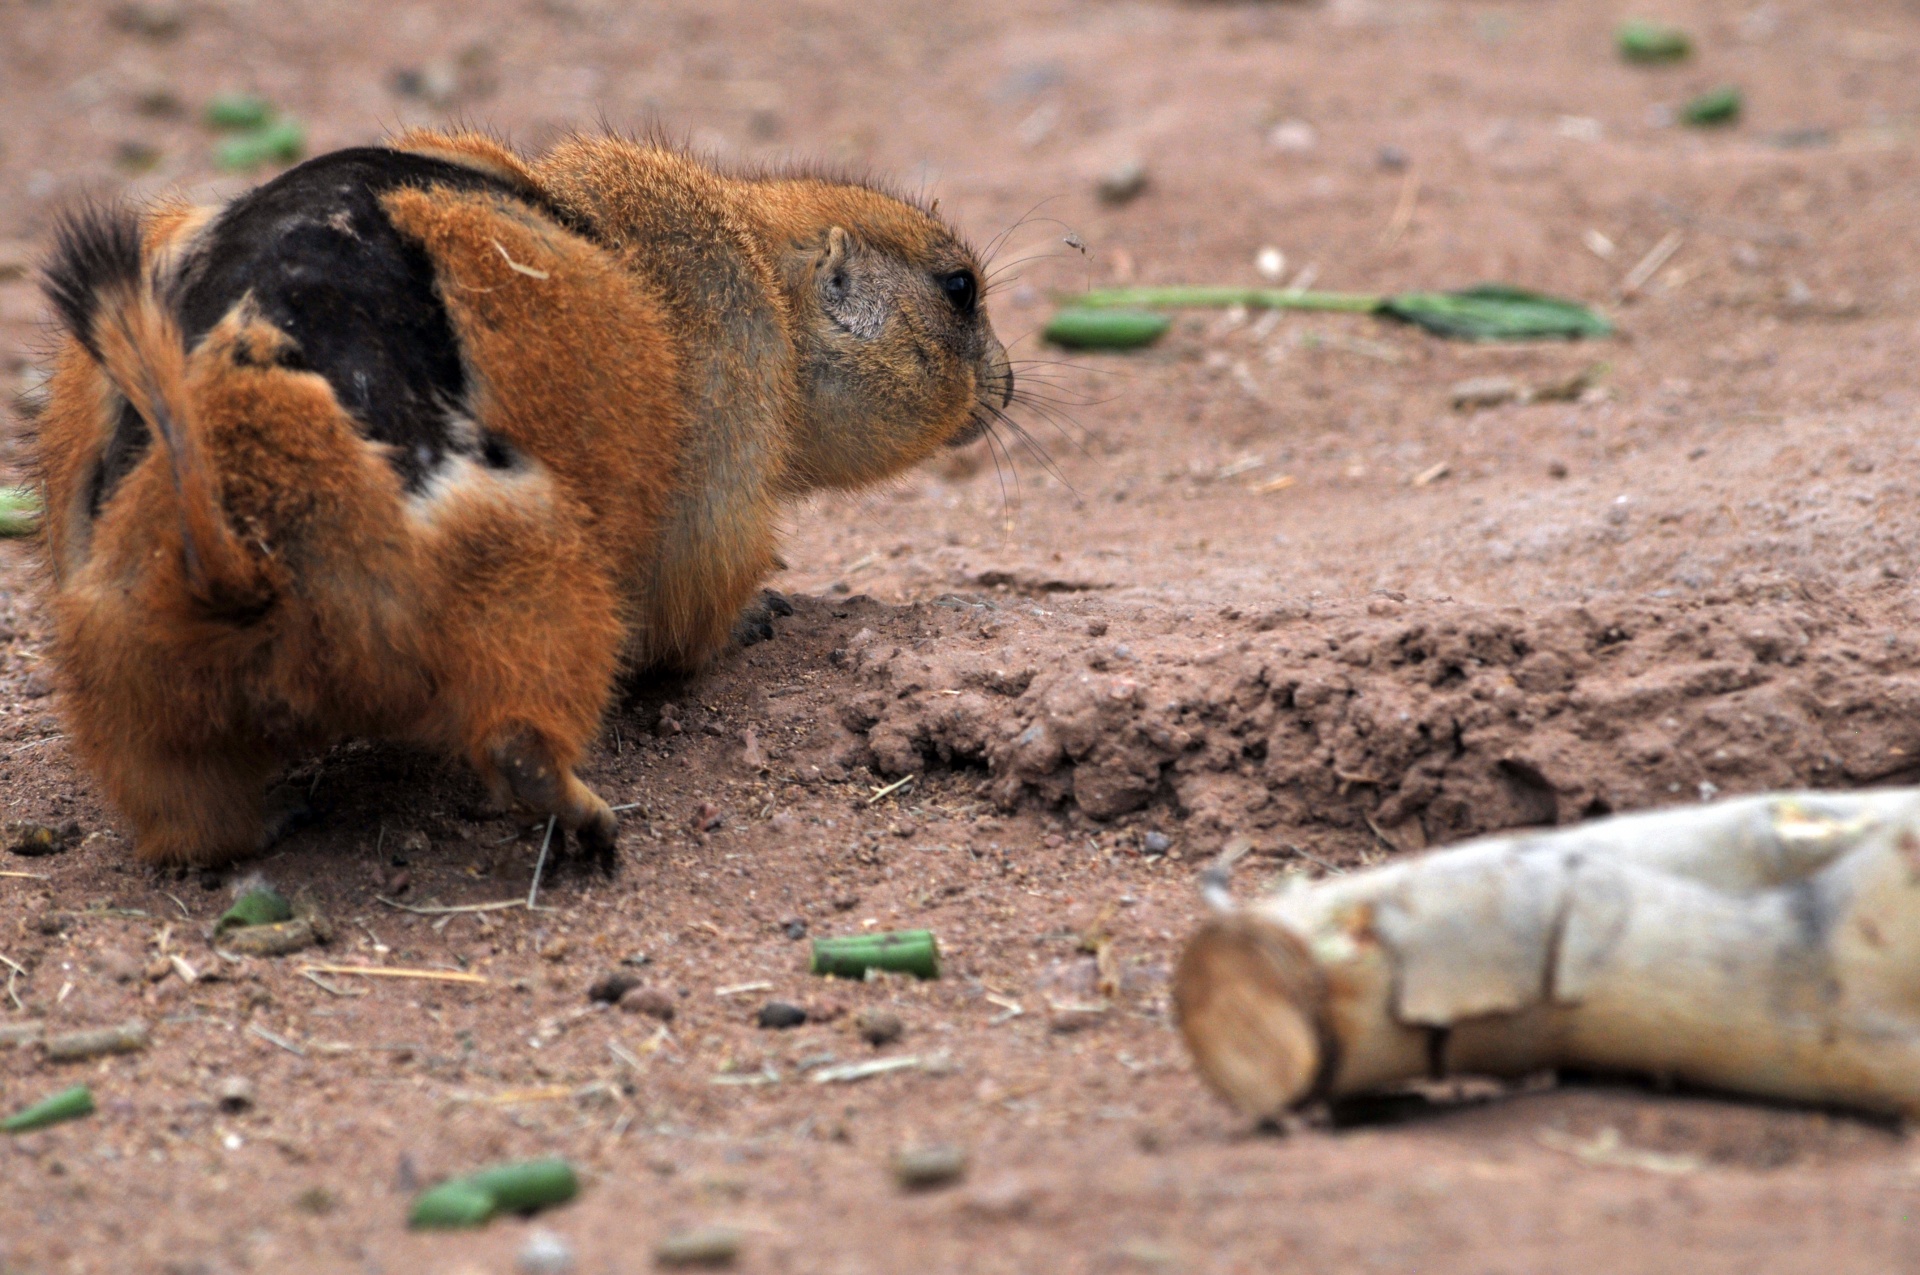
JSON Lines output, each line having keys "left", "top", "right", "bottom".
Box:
{"left": 216, "top": 120, "right": 306, "bottom": 172}
{"left": 215, "top": 887, "right": 292, "bottom": 935}
{"left": 811, "top": 929, "right": 941, "bottom": 980}
{"left": 4, "top": 1085, "right": 94, "bottom": 1134}
{"left": 0, "top": 486, "right": 41, "bottom": 539}
{"left": 1617, "top": 21, "right": 1692, "bottom": 63}
{"left": 1044, "top": 309, "right": 1171, "bottom": 350}
{"left": 204, "top": 94, "right": 275, "bottom": 131}
{"left": 1380, "top": 286, "right": 1614, "bottom": 341}
{"left": 407, "top": 1158, "right": 579, "bottom": 1229}
{"left": 1681, "top": 86, "right": 1743, "bottom": 127}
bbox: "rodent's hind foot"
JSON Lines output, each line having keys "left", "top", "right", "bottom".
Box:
{"left": 481, "top": 724, "right": 619, "bottom": 873}
{"left": 731, "top": 589, "right": 795, "bottom": 649}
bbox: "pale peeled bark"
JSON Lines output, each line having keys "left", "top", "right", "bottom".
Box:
{"left": 1175, "top": 789, "right": 1920, "bottom": 1119}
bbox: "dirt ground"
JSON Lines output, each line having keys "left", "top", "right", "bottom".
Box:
{"left": 7, "top": 0, "right": 1920, "bottom": 1270}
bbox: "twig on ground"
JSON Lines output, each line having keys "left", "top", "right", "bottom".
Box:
{"left": 376, "top": 896, "right": 526, "bottom": 916}
{"left": 249, "top": 1023, "right": 307, "bottom": 1056}
{"left": 527, "top": 816, "right": 556, "bottom": 911}
{"left": 298, "top": 964, "right": 490, "bottom": 985}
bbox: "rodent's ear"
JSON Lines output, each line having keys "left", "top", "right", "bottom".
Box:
{"left": 818, "top": 226, "right": 853, "bottom": 304}
{"left": 813, "top": 226, "right": 885, "bottom": 338}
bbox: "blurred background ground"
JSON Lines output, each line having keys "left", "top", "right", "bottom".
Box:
{"left": 5, "top": 0, "right": 1920, "bottom": 1271}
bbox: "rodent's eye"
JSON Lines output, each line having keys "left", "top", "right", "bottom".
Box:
{"left": 940, "top": 270, "right": 978, "bottom": 314}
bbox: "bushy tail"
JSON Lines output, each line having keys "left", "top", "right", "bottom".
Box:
{"left": 44, "top": 206, "right": 271, "bottom": 621}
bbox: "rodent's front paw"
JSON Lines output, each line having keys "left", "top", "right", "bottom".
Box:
{"left": 731, "top": 589, "right": 794, "bottom": 648}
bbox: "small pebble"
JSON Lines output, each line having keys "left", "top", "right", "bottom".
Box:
{"left": 756, "top": 1001, "right": 807, "bottom": 1030}
{"left": 961, "top": 1173, "right": 1038, "bottom": 1219}
{"left": 618, "top": 987, "right": 677, "bottom": 1020}
{"left": 1265, "top": 119, "right": 1317, "bottom": 153}
{"left": 854, "top": 1008, "right": 904, "bottom": 1047}
{"left": 215, "top": 1076, "right": 255, "bottom": 1113}
{"left": 782, "top": 918, "right": 808, "bottom": 941}
{"left": 655, "top": 1225, "right": 742, "bottom": 1268}
{"left": 587, "top": 971, "right": 640, "bottom": 1005}
{"left": 1142, "top": 831, "right": 1171, "bottom": 855}
{"left": 98, "top": 949, "right": 143, "bottom": 984}
{"left": 1095, "top": 158, "right": 1149, "bottom": 206}
{"left": 891, "top": 1144, "right": 969, "bottom": 1191}
{"left": 518, "top": 1228, "right": 576, "bottom": 1275}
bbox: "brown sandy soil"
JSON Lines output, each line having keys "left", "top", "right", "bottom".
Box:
{"left": 7, "top": 0, "right": 1920, "bottom": 1270}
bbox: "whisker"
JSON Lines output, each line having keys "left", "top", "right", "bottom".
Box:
{"left": 1005, "top": 396, "right": 1093, "bottom": 456}
{"left": 978, "top": 415, "right": 1018, "bottom": 534}
{"left": 988, "top": 404, "right": 1080, "bottom": 491}
{"left": 979, "top": 200, "right": 1071, "bottom": 268}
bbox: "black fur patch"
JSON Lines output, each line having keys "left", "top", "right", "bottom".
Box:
{"left": 86, "top": 400, "right": 153, "bottom": 520}
{"left": 170, "top": 148, "right": 576, "bottom": 493}
{"left": 42, "top": 203, "right": 145, "bottom": 360}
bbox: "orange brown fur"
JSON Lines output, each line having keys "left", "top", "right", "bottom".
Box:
{"left": 35, "top": 129, "right": 1010, "bottom": 868}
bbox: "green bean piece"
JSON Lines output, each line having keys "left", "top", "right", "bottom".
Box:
{"left": 811, "top": 930, "right": 941, "bottom": 980}
{"left": 4, "top": 1085, "right": 95, "bottom": 1134}
{"left": 1043, "top": 309, "right": 1172, "bottom": 350}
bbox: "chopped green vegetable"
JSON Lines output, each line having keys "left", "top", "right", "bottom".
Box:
{"left": 1617, "top": 21, "right": 1692, "bottom": 63}
{"left": 462, "top": 1158, "right": 579, "bottom": 1213}
{"left": 216, "top": 119, "right": 306, "bottom": 172}
{"left": 216, "top": 886, "right": 291, "bottom": 935}
{"left": 407, "top": 1158, "right": 579, "bottom": 1229}
{"left": 4, "top": 1084, "right": 94, "bottom": 1134}
{"left": 408, "top": 1181, "right": 499, "bottom": 1229}
{"left": 1, "top": 486, "right": 41, "bottom": 539}
{"left": 811, "top": 929, "right": 941, "bottom": 980}
{"left": 1681, "top": 86, "right": 1743, "bottom": 127}
{"left": 1043, "top": 309, "right": 1172, "bottom": 350}
{"left": 1058, "top": 284, "right": 1612, "bottom": 343}
{"left": 1380, "top": 286, "right": 1615, "bottom": 341}
{"left": 203, "top": 94, "right": 275, "bottom": 131}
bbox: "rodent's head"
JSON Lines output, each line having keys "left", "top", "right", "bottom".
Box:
{"left": 766, "top": 182, "right": 1011, "bottom": 491}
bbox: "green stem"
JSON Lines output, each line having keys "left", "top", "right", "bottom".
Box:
{"left": 811, "top": 929, "right": 941, "bottom": 980}
{"left": 1064, "top": 287, "right": 1384, "bottom": 314}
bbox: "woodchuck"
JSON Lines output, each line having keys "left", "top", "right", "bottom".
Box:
{"left": 32, "top": 127, "right": 1013, "bottom": 868}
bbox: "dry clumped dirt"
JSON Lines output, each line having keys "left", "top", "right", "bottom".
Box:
{"left": 8, "top": 0, "right": 1920, "bottom": 1271}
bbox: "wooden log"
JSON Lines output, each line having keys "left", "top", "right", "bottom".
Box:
{"left": 1174, "top": 789, "right": 1920, "bottom": 1119}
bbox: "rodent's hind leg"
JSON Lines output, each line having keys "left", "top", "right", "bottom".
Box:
{"left": 731, "top": 589, "right": 796, "bottom": 649}
{"left": 110, "top": 743, "right": 275, "bottom": 868}
{"left": 479, "top": 725, "right": 618, "bottom": 868}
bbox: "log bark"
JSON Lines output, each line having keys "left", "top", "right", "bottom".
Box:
{"left": 1175, "top": 788, "right": 1920, "bottom": 1118}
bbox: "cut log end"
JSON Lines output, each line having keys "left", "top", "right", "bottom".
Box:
{"left": 1174, "top": 913, "right": 1331, "bottom": 1118}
